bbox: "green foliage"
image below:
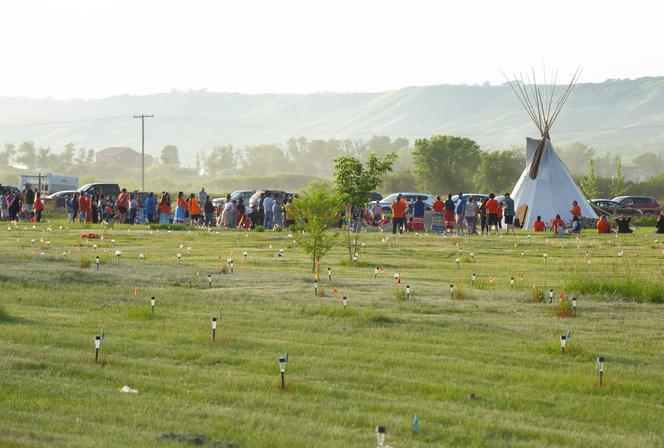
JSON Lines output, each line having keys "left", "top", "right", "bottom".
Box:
{"left": 580, "top": 159, "right": 600, "bottom": 199}
{"left": 558, "top": 142, "right": 596, "bottom": 176}
{"left": 79, "top": 257, "right": 91, "bottom": 269}
{"left": 204, "top": 145, "right": 236, "bottom": 174}
{"left": 383, "top": 169, "right": 417, "bottom": 193}
{"left": 472, "top": 149, "right": 524, "bottom": 193}
{"left": 609, "top": 157, "right": 629, "bottom": 197}
{"left": 631, "top": 152, "right": 664, "bottom": 178}
{"left": 292, "top": 182, "right": 341, "bottom": 272}
{"left": 333, "top": 153, "right": 396, "bottom": 207}
{"left": 161, "top": 145, "right": 181, "bottom": 166}
{"left": 412, "top": 135, "right": 481, "bottom": 194}
{"left": 0, "top": 304, "right": 9, "bottom": 321}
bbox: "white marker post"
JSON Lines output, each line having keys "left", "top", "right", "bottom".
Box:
{"left": 572, "top": 297, "right": 577, "bottom": 313}
{"left": 94, "top": 335, "right": 101, "bottom": 363}
{"left": 279, "top": 355, "right": 286, "bottom": 390}
{"left": 243, "top": 251, "right": 248, "bottom": 262}
{"left": 327, "top": 267, "right": 332, "bottom": 282}
{"left": 471, "top": 273, "right": 476, "bottom": 286}
{"left": 314, "top": 280, "right": 318, "bottom": 296}
{"left": 560, "top": 335, "right": 566, "bottom": 354}
{"left": 211, "top": 317, "right": 217, "bottom": 342}
{"left": 177, "top": 253, "right": 182, "bottom": 264}
{"left": 115, "top": 250, "right": 122, "bottom": 264}
{"left": 449, "top": 284, "right": 454, "bottom": 298}
{"left": 111, "top": 239, "right": 116, "bottom": 247}
{"left": 342, "top": 296, "right": 347, "bottom": 309}
{"left": 208, "top": 274, "right": 212, "bottom": 288}
{"left": 150, "top": 296, "right": 156, "bottom": 313}
{"left": 510, "top": 276, "right": 514, "bottom": 291}
{"left": 406, "top": 285, "right": 411, "bottom": 300}
{"left": 95, "top": 256, "right": 100, "bottom": 270}
{"left": 376, "top": 426, "right": 386, "bottom": 447}
{"left": 543, "top": 253, "right": 548, "bottom": 263}
{"left": 549, "top": 289, "right": 554, "bottom": 304}
{"left": 374, "top": 267, "right": 379, "bottom": 279}
{"left": 455, "top": 258, "right": 460, "bottom": 270}
{"left": 597, "top": 356, "right": 605, "bottom": 387}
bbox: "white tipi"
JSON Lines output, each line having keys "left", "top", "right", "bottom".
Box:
{"left": 506, "top": 70, "right": 597, "bottom": 228}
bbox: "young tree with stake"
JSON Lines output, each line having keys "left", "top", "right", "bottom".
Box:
{"left": 333, "top": 153, "right": 396, "bottom": 261}
{"left": 292, "top": 182, "right": 341, "bottom": 273}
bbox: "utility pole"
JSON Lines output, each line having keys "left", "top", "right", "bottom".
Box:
{"left": 133, "top": 114, "right": 154, "bottom": 191}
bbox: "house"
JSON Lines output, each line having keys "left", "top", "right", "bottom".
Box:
{"left": 96, "top": 147, "right": 142, "bottom": 166}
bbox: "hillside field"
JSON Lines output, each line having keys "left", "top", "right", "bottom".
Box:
{"left": 1, "top": 222, "right": 663, "bottom": 447}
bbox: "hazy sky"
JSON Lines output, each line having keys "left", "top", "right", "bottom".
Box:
{"left": 1, "top": 0, "right": 662, "bottom": 99}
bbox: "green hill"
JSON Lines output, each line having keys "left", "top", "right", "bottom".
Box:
{"left": 1, "top": 77, "right": 664, "bottom": 163}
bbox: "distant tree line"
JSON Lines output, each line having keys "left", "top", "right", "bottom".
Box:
{"left": 1, "top": 135, "right": 664, "bottom": 200}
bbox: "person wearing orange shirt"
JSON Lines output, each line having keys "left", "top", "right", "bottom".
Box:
{"left": 391, "top": 194, "right": 407, "bottom": 234}
{"left": 117, "top": 188, "right": 129, "bottom": 224}
{"left": 174, "top": 191, "right": 188, "bottom": 224}
{"left": 532, "top": 215, "right": 546, "bottom": 231}
{"left": 431, "top": 195, "right": 445, "bottom": 233}
{"left": 551, "top": 214, "right": 566, "bottom": 234}
{"left": 188, "top": 193, "right": 201, "bottom": 226}
{"left": 34, "top": 191, "right": 43, "bottom": 222}
{"left": 596, "top": 215, "right": 611, "bottom": 233}
{"left": 484, "top": 193, "right": 500, "bottom": 235}
{"left": 571, "top": 200, "right": 582, "bottom": 219}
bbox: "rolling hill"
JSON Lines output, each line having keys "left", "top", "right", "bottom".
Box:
{"left": 1, "top": 77, "right": 664, "bottom": 163}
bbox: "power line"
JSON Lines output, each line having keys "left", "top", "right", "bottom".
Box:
{"left": 0, "top": 115, "right": 130, "bottom": 128}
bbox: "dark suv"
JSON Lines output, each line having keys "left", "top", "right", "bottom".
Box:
{"left": 78, "top": 183, "right": 121, "bottom": 198}
{"left": 612, "top": 196, "right": 661, "bottom": 216}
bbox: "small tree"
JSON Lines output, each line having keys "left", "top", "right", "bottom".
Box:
{"left": 609, "top": 157, "right": 628, "bottom": 197}
{"left": 333, "top": 153, "right": 396, "bottom": 260}
{"left": 580, "top": 159, "right": 600, "bottom": 199}
{"left": 292, "top": 182, "right": 341, "bottom": 273}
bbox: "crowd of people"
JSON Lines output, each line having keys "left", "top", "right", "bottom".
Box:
{"left": 383, "top": 193, "right": 664, "bottom": 235}
{"left": 0, "top": 186, "right": 43, "bottom": 223}
{"left": 3, "top": 184, "right": 664, "bottom": 235}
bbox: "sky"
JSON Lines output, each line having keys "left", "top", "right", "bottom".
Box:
{"left": 0, "top": 0, "right": 662, "bottom": 99}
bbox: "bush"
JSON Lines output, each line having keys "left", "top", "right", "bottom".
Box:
{"left": 394, "top": 287, "right": 407, "bottom": 301}
{"left": 564, "top": 275, "right": 664, "bottom": 303}
{"left": 79, "top": 257, "right": 91, "bottom": 269}
{"left": 631, "top": 215, "right": 658, "bottom": 227}
{"left": 531, "top": 286, "right": 545, "bottom": 303}
{"left": 555, "top": 297, "right": 573, "bottom": 318}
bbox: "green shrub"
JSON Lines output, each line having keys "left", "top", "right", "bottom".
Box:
{"left": 631, "top": 215, "right": 658, "bottom": 227}
{"left": 531, "top": 286, "right": 545, "bottom": 303}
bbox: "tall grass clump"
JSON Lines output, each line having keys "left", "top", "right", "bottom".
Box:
{"left": 564, "top": 274, "right": 664, "bottom": 303}
{"left": 79, "top": 257, "right": 91, "bottom": 269}
{"left": 0, "top": 304, "right": 9, "bottom": 321}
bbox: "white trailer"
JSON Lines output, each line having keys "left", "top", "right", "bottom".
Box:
{"left": 19, "top": 173, "right": 79, "bottom": 194}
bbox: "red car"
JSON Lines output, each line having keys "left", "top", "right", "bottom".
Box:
{"left": 612, "top": 196, "right": 662, "bottom": 216}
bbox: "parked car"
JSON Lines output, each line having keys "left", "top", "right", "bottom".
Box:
{"left": 212, "top": 190, "right": 256, "bottom": 214}
{"left": 590, "top": 199, "right": 643, "bottom": 217}
{"left": 379, "top": 193, "right": 434, "bottom": 214}
{"left": 43, "top": 190, "right": 78, "bottom": 210}
{"left": 612, "top": 196, "right": 661, "bottom": 216}
{"left": 452, "top": 193, "right": 490, "bottom": 204}
{"left": 77, "top": 183, "right": 121, "bottom": 198}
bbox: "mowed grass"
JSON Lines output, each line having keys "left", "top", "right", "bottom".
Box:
{"left": 1, "top": 222, "right": 663, "bottom": 447}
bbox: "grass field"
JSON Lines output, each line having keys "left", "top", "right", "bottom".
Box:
{"left": 1, "top": 221, "right": 663, "bottom": 447}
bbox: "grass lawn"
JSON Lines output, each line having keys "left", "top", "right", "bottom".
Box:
{"left": 1, "top": 221, "right": 663, "bottom": 447}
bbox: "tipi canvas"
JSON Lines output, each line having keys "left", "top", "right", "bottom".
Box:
{"left": 505, "top": 69, "right": 598, "bottom": 228}
{"left": 512, "top": 137, "right": 597, "bottom": 228}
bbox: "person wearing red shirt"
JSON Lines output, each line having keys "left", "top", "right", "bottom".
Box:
{"left": 34, "top": 191, "right": 43, "bottom": 222}
{"left": 596, "top": 215, "right": 611, "bottom": 233}
{"left": 484, "top": 193, "right": 500, "bottom": 235}
{"left": 571, "top": 200, "right": 582, "bottom": 219}
{"left": 78, "top": 193, "right": 87, "bottom": 223}
{"left": 532, "top": 215, "right": 546, "bottom": 232}
{"left": 391, "top": 194, "right": 407, "bottom": 234}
